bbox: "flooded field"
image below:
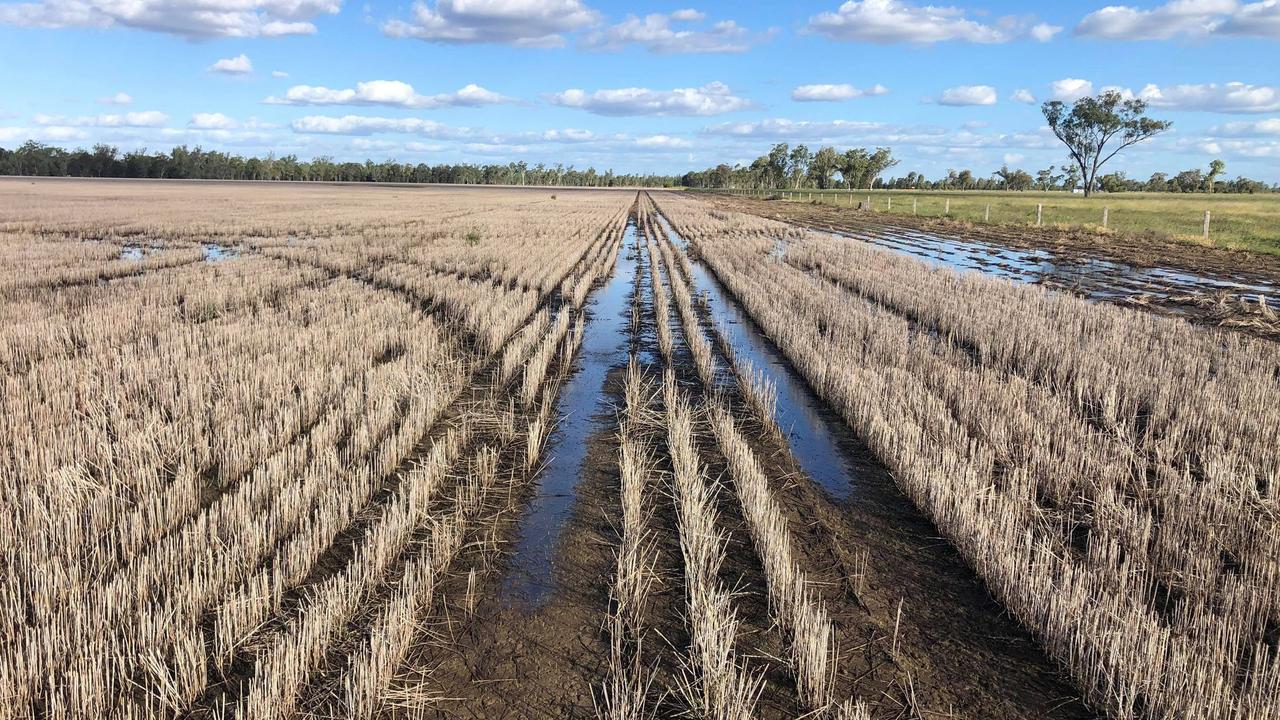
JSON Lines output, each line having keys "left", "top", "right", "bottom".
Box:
{"left": 831, "top": 221, "right": 1280, "bottom": 310}
{"left": 502, "top": 221, "right": 638, "bottom": 604}
{"left": 703, "top": 192, "right": 1280, "bottom": 340}
{"left": 656, "top": 212, "right": 857, "bottom": 501}
{"left": 4, "top": 178, "right": 1279, "bottom": 720}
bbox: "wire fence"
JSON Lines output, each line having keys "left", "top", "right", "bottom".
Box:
{"left": 712, "top": 188, "right": 1261, "bottom": 243}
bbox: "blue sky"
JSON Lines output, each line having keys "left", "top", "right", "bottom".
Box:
{"left": 1, "top": 0, "right": 1278, "bottom": 181}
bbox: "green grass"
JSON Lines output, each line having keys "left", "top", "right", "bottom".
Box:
{"left": 726, "top": 188, "right": 1280, "bottom": 255}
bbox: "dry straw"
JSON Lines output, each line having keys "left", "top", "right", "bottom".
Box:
{"left": 653, "top": 188, "right": 1280, "bottom": 720}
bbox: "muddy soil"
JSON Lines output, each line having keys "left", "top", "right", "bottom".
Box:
{"left": 379, "top": 200, "right": 1100, "bottom": 719}
{"left": 650, "top": 201, "right": 1097, "bottom": 719}
{"left": 700, "top": 193, "right": 1280, "bottom": 341}
{"left": 394, "top": 372, "right": 625, "bottom": 719}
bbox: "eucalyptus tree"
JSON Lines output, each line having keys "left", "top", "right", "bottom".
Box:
{"left": 1043, "top": 90, "right": 1171, "bottom": 197}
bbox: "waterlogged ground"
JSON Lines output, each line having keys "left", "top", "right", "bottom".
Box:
{"left": 705, "top": 192, "right": 1280, "bottom": 340}
{"left": 502, "top": 220, "right": 639, "bottom": 604}
{"left": 417, "top": 199, "right": 1096, "bottom": 719}
{"left": 828, "top": 223, "right": 1280, "bottom": 310}
{"left": 656, "top": 212, "right": 856, "bottom": 501}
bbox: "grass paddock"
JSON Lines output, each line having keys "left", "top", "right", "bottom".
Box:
{"left": 719, "top": 189, "right": 1280, "bottom": 255}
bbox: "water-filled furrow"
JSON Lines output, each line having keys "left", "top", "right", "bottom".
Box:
{"left": 654, "top": 211, "right": 857, "bottom": 501}
{"left": 500, "top": 219, "right": 640, "bottom": 605}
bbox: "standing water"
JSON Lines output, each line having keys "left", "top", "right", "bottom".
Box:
{"left": 502, "top": 219, "right": 640, "bottom": 605}
{"left": 654, "top": 212, "right": 857, "bottom": 501}
{"left": 202, "top": 243, "right": 240, "bottom": 262}
{"left": 831, "top": 225, "right": 1280, "bottom": 310}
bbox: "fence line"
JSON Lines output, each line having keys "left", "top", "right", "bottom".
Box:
{"left": 709, "top": 187, "right": 1223, "bottom": 240}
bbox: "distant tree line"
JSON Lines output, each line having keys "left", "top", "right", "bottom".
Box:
{"left": 0, "top": 141, "right": 679, "bottom": 187}
{"left": 684, "top": 145, "right": 1276, "bottom": 194}
{"left": 680, "top": 143, "right": 899, "bottom": 190}
{"left": 889, "top": 160, "right": 1274, "bottom": 194}
{"left": 6, "top": 138, "right": 1275, "bottom": 194}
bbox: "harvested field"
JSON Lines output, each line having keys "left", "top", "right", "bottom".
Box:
{"left": 2, "top": 178, "right": 1276, "bottom": 720}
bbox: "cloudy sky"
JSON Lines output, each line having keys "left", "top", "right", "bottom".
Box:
{"left": 1, "top": 0, "right": 1278, "bottom": 181}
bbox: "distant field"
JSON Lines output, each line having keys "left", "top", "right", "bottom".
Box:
{"left": 722, "top": 188, "right": 1280, "bottom": 255}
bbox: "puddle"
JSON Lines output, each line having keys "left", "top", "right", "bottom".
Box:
{"left": 203, "top": 243, "right": 240, "bottom": 262}
{"left": 120, "top": 246, "right": 144, "bottom": 261}
{"left": 655, "top": 213, "right": 857, "bottom": 501}
{"left": 502, "top": 220, "right": 640, "bottom": 606}
{"left": 630, "top": 232, "right": 662, "bottom": 367}
{"left": 832, "top": 225, "right": 1280, "bottom": 310}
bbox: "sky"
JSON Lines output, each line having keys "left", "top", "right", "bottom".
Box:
{"left": 1, "top": 0, "right": 1278, "bottom": 181}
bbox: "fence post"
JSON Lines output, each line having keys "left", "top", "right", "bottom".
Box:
{"left": 913, "top": 198, "right": 918, "bottom": 216}
{"left": 867, "top": 195, "right": 872, "bottom": 211}
{"left": 1036, "top": 203, "right": 1043, "bottom": 227}
{"left": 888, "top": 196, "right": 892, "bottom": 211}
{"left": 1203, "top": 210, "right": 1211, "bottom": 239}
{"left": 985, "top": 204, "right": 990, "bottom": 222}
{"left": 1102, "top": 206, "right": 1109, "bottom": 228}
{"left": 944, "top": 198, "right": 950, "bottom": 215}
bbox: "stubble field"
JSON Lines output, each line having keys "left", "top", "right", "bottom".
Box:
{"left": 2, "top": 178, "right": 1278, "bottom": 720}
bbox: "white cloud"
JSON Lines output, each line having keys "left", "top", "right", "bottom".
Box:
{"left": 804, "top": 0, "right": 1054, "bottom": 44}
{"left": 1211, "top": 118, "right": 1280, "bottom": 135}
{"left": 272, "top": 70, "right": 290, "bottom": 79}
{"left": 383, "top": 0, "right": 599, "bottom": 47}
{"left": 266, "top": 80, "right": 512, "bottom": 109}
{"left": 1075, "top": 0, "right": 1280, "bottom": 41}
{"left": 1046, "top": 78, "right": 1280, "bottom": 113}
{"left": 190, "top": 113, "right": 238, "bottom": 130}
{"left": 97, "top": 92, "right": 132, "bottom": 105}
{"left": 291, "top": 114, "right": 478, "bottom": 139}
{"left": 938, "top": 85, "right": 998, "bottom": 106}
{"left": 1010, "top": 88, "right": 1037, "bottom": 104}
{"left": 1190, "top": 137, "right": 1280, "bottom": 158}
{"left": 791, "top": 83, "right": 889, "bottom": 102}
{"left": 702, "top": 118, "right": 889, "bottom": 139}
{"left": 1218, "top": 0, "right": 1280, "bottom": 37}
{"left": 1049, "top": 77, "right": 1094, "bottom": 102}
{"left": 209, "top": 54, "right": 253, "bottom": 75}
{"left": 1138, "top": 82, "right": 1280, "bottom": 113}
{"left": 0, "top": 125, "right": 91, "bottom": 142}
{"left": 548, "top": 82, "right": 752, "bottom": 116}
{"left": 1030, "top": 21, "right": 1062, "bottom": 41}
{"left": 635, "top": 134, "right": 693, "bottom": 148}
{"left": 0, "top": 0, "right": 339, "bottom": 39}
{"left": 537, "top": 128, "right": 602, "bottom": 142}
{"left": 33, "top": 111, "right": 169, "bottom": 127}
{"left": 583, "top": 11, "right": 766, "bottom": 53}
{"left": 1003, "top": 152, "right": 1025, "bottom": 164}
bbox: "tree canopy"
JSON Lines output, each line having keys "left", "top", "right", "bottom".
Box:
{"left": 1042, "top": 91, "right": 1172, "bottom": 197}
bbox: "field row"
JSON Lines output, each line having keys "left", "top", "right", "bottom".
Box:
{"left": 653, "top": 189, "right": 1280, "bottom": 719}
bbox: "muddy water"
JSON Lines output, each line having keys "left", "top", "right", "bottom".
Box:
{"left": 833, "top": 224, "right": 1280, "bottom": 310}
{"left": 655, "top": 213, "right": 856, "bottom": 501}
{"left": 502, "top": 221, "right": 639, "bottom": 606}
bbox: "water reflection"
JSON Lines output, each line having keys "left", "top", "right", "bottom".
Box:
{"left": 655, "top": 213, "right": 857, "bottom": 501}
{"left": 501, "top": 221, "right": 640, "bottom": 606}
